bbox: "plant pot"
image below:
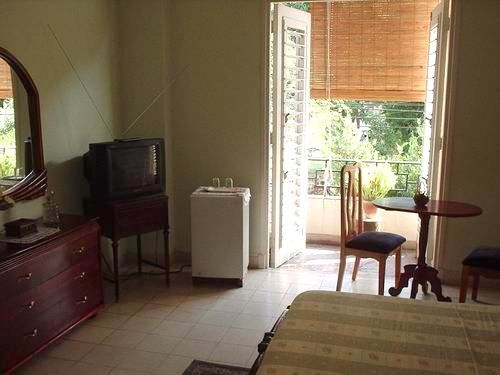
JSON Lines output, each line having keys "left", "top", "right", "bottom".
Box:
{"left": 362, "top": 200, "right": 379, "bottom": 219}
{"left": 413, "top": 193, "right": 430, "bottom": 208}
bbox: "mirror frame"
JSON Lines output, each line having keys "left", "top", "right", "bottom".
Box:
{"left": 0, "top": 47, "right": 47, "bottom": 209}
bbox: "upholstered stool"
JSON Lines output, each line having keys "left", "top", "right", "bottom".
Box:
{"left": 459, "top": 246, "right": 500, "bottom": 302}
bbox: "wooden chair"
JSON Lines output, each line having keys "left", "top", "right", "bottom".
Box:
{"left": 459, "top": 246, "right": 500, "bottom": 303}
{"left": 336, "top": 164, "right": 406, "bottom": 295}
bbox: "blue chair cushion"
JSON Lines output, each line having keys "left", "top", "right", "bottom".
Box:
{"left": 463, "top": 246, "right": 500, "bottom": 270}
{"left": 346, "top": 231, "right": 406, "bottom": 254}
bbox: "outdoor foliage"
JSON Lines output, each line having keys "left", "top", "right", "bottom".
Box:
{"left": 0, "top": 99, "right": 17, "bottom": 177}
{"left": 308, "top": 99, "right": 424, "bottom": 197}
{"left": 285, "top": 2, "right": 310, "bottom": 12}
{"left": 362, "top": 164, "right": 397, "bottom": 201}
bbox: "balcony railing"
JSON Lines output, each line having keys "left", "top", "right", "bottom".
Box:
{"left": 308, "top": 158, "right": 421, "bottom": 197}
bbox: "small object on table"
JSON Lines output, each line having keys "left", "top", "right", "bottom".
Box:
{"left": 4, "top": 218, "right": 37, "bottom": 238}
{"left": 373, "top": 197, "right": 482, "bottom": 302}
{"left": 413, "top": 193, "right": 430, "bottom": 208}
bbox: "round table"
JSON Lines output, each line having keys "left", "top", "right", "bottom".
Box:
{"left": 373, "top": 197, "right": 482, "bottom": 302}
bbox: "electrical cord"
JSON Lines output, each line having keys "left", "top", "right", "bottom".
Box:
{"left": 100, "top": 253, "right": 191, "bottom": 282}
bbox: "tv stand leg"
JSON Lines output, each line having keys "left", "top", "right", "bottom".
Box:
{"left": 164, "top": 227, "right": 170, "bottom": 287}
{"left": 112, "top": 239, "right": 120, "bottom": 301}
{"left": 137, "top": 234, "right": 142, "bottom": 274}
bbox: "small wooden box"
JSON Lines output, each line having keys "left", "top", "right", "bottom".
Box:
{"left": 4, "top": 218, "right": 38, "bottom": 238}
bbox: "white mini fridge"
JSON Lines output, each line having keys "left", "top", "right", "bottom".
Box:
{"left": 190, "top": 187, "right": 250, "bottom": 286}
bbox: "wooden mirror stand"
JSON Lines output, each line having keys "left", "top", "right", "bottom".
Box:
{"left": 0, "top": 47, "right": 47, "bottom": 209}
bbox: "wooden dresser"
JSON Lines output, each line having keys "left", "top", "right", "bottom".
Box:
{"left": 0, "top": 215, "right": 103, "bottom": 373}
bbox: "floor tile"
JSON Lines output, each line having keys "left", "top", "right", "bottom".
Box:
{"left": 243, "top": 301, "right": 285, "bottom": 317}
{"left": 67, "top": 325, "right": 114, "bottom": 344}
{"left": 199, "top": 310, "right": 239, "bottom": 327}
{"left": 210, "top": 298, "right": 248, "bottom": 313}
{"left": 217, "top": 289, "right": 255, "bottom": 302}
{"left": 221, "top": 328, "right": 263, "bottom": 347}
{"left": 81, "top": 345, "right": 130, "bottom": 367}
{"left": 250, "top": 291, "right": 285, "bottom": 304}
{"left": 172, "top": 339, "right": 217, "bottom": 360}
{"left": 135, "top": 303, "right": 175, "bottom": 319}
{"left": 156, "top": 320, "right": 194, "bottom": 338}
{"left": 88, "top": 312, "right": 130, "bottom": 329}
{"left": 153, "top": 355, "right": 194, "bottom": 375}
{"left": 16, "top": 356, "right": 76, "bottom": 375}
{"left": 102, "top": 329, "right": 148, "bottom": 348}
{"left": 115, "top": 350, "right": 166, "bottom": 372}
{"left": 136, "top": 334, "right": 181, "bottom": 354}
{"left": 186, "top": 323, "right": 228, "bottom": 342}
{"left": 106, "top": 302, "right": 145, "bottom": 315}
{"left": 120, "top": 316, "right": 163, "bottom": 333}
{"left": 109, "top": 369, "right": 150, "bottom": 375}
{"left": 45, "top": 340, "right": 95, "bottom": 361}
{"left": 166, "top": 306, "right": 206, "bottom": 323}
{"left": 209, "top": 343, "right": 254, "bottom": 366}
{"left": 67, "top": 361, "right": 113, "bottom": 375}
{"left": 231, "top": 314, "right": 275, "bottom": 331}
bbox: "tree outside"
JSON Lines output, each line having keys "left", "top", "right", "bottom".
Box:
{"left": 0, "top": 98, "right": 16, "bottom": 177}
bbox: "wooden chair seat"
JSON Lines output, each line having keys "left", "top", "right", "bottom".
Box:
{"left": 459, "top": 246, "right": 500, "bottom": 303}
{"left": 346, "top": 231, "right": 406, "bottom": 254}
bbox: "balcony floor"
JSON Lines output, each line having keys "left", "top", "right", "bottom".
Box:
{"left": 279, "top": 244, "right": 416, "bottom": 275}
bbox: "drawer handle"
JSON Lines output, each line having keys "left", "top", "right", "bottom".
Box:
{"left": 73, "top": 247, "right": 85, "bottom": 255}
{"left": 22, "top": 301, "right": 36, "bottom": 310}
{"left": 75, "top": 271, "right": 86, "bottom": 280}
{"left": 17, "top": 273, "right": 33, "bottom": 282}
{"left": 76, "top": 296, "right": 88, "bottom": 304}
{"left": 24, "top": 329, "right": 38, "bottom": 338}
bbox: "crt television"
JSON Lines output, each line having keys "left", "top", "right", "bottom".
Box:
{"left": 84, "top": 138, "right": 165, "bottom": 200}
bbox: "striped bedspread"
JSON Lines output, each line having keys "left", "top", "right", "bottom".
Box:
{"left": 257, "top": 291, "right": 500, "bottom": 374}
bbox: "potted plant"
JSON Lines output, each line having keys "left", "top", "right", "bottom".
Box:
{"left": 362, "top": 164, "right": 396, "bottom": 219}
{"left": 413, "top": 177, "right": 430, "bottom": 208}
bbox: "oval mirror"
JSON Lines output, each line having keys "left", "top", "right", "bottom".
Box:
{"left": 0, "top": 48, "right": 46, "bottom": 209}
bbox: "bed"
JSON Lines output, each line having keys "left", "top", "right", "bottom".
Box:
{"left": 250, "top": 291, "right": 500, "bottom": 374}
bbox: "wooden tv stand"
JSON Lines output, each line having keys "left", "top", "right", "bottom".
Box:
{"left": 0, "top": 215, "right": 103, "bottom": 373}
{"left": 85, "top": 194, "right": 170, "bottom": 301}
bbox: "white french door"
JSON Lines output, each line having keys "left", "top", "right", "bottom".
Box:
{"left": 270, "top": 4, "right": 311, "bottom": 268}
{"left": 422, "top": 0, "right": 451, "bottom": 263}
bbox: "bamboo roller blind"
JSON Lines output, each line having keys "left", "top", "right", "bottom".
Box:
{"left": 311, "top": 0, "right": 438, "bottom": 102}
{"left": 0, "top": 58, "right": 13, "bottom": 99}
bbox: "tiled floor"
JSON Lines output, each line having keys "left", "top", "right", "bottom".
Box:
{"left": 16, "top": 246, "right": 500, "bottom": 375}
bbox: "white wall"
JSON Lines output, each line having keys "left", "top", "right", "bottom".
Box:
{"left": 0, "top": 0, "right": 120, "bottom": 222}
{"left": 169, "top": 0, "right": 266, "bottom": 265}
{"left": 116, "top": 0, "right": 173, "bottom": 265}
{"left": 438, "top": 0, "right": 500, "bottom": 283}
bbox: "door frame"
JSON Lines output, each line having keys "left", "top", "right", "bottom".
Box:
{"left": 260, "top": 0, "right": 459, "bottom": 269}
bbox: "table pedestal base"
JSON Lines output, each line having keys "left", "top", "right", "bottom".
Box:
{"left": 389, "top": 264, "right": 451, "bottom": 302}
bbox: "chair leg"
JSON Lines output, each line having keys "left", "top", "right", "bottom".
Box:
{"left": 472, "top": 272, "right": 480, "bottom": 301}
{"left": 459, "top": 265, "right": 470, "bottom": 303}
{"left": 336, "top": 254, "right": 347, "bottom": 292}
{"left": 378, "top": 258, "right": 386, "bottom": 296}
{"left": 352, "top": 256, "right": 361, "bottom": 281}
{"left": 395, "top": 247, "right": 401, "bottom": 289}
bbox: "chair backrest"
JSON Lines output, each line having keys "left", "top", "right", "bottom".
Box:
{"left": 340, "top": 164, "right": 363, "bottom": 248}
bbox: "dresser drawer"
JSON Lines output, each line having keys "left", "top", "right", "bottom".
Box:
{"left": 114, "top": 197, "right": 167, "bottom": 238}
{"left": 1, "top": 276, "right": 102, "bottom": 370}
{"left": 0, "top": 259, "right": 100, "bottom": 330}
{"left": 0, "top": 229, "right": 99, "bottom": 301}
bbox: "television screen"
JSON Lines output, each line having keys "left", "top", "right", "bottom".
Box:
{"left": 110, "top": 144, "right": 159, "bottom": 195}
{"left": 84, "top": 138, "right": 165, "bottom": 200}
